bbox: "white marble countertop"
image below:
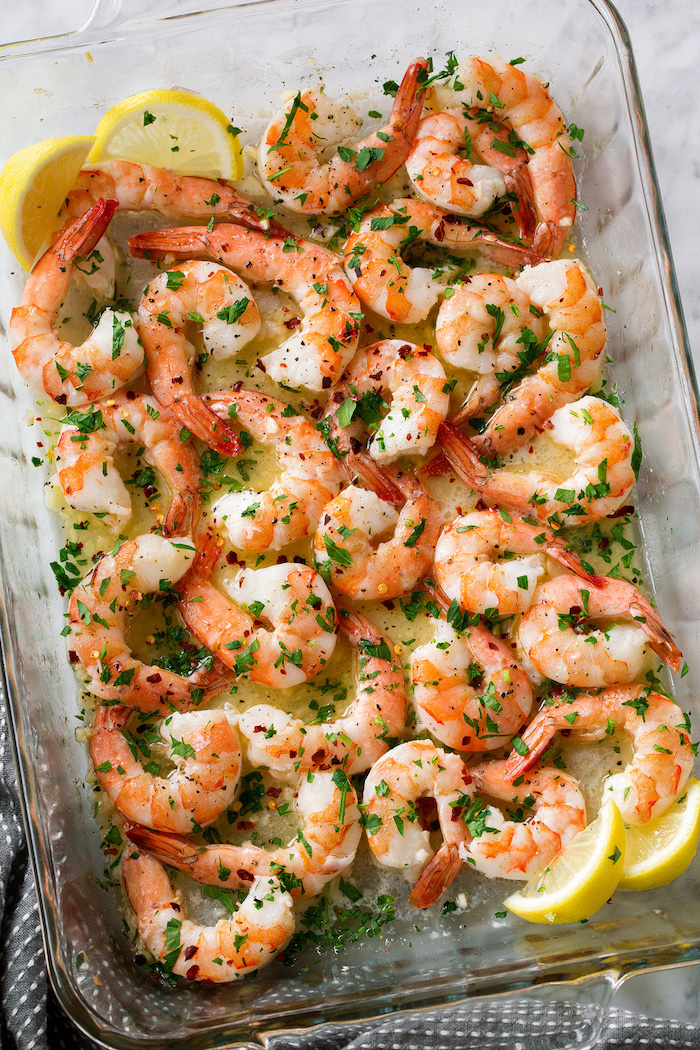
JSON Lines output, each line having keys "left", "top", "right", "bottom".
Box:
{"left": 2, "top": 0, "right": 700, "bottom": 1041}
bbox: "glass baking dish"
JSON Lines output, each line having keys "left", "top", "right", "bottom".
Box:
{"left": 1, "top": 0, "right": 699, "bottom": 1047}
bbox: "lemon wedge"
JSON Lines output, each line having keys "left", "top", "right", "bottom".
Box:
{"left": 0, "top": 136, "right": 94, "bottom": 268}
{"left": 86, "top": 88, "right": 243, "bottom": 181}
{"left": 504, "top": 800, "right": 626, "bottom": 924}
{"left": 619, "top": 777, "right": 700, "bottom": 891}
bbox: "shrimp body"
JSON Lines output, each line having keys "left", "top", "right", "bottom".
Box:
{"left": 433, "top": 509, "right": 592, "bottom": 616}
{"left": 203, "top": 389, "right": 343, "bottom": 551}
{"left": 10, "top": 198, "right": 143, "bottom": 406}
{"left": 236, "top": 607, "right": 405, "bottom": 778}
{"left": 259, "top": 58, "right": 428, "bottom": 214}
{"left": 313, "top": 474, "right": 441, "bottom": 600}
{"left": 129, "top": 225, "right": 360, "bottom": 391}
{"left": 412, "top": 620, "right": 533, "bottom": 751}
{"left": 518, "top": 573, "right": 681, "bottom": 687}
{"left": 123, "top": 851, "right": 294, "bottom": 982}
{"left": 178, "top": 538, "right": 337, "bottom": 688}
{"left": 137, "top": 261, "right": 260, "bottom": 453}
{"left": 463, "top": 760, "right": 587, "bottom": 880}
{"left": 91, "top": 705, "right": 241, "bottom": 832}
{"left": 505, "top": 688, "right": 694, "bottom": 825}
{"left": 55, "top": 392, "right": 201, "bottom": 534}
{"left": 439, "top": 396, "right": 636, "bottom": 528}
{"left": 127, "top": 767, "right": 361, "bottom": 897}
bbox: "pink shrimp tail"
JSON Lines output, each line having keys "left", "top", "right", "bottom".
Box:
{"left": 345, "top": 451, "right": 405, "bottom": 506}
{"left": 396, "top": 56, "right": 430, "bottom": 133}
{"left": 532, "top": 220, "right": 566, "bottom": 259}
{"left": 56, "top": 196, "right": 118, "bottom": 261}
{"left": 408, "top": 842, "right": 462, "bottom": 908}
{"left": 505, "top": 169, "right": 538, "bottom": 243}
{"left": 171, "top": 393, "right": 241, "bottom": 456}
{"left": 437, "top": 422, "right": 490, "bottom": 489}
{"left": 164, "top": 491, "right": 198, "bottom": 538}
{"left": 546, "top": 544, "right": 601, "bottom": 587}
{"left": 503, "top": 714, "right": 556, "bottom": 781}
{"left": 125, "top": 823, "right": 197, "bottom": 866}
{"left": 629, "top": 600, "right": 682, "bottom": 673}
{"left": 128, "top": 227, "right": 214, "bottom": 260}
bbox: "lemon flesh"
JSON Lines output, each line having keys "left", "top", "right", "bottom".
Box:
{"left": 86, "top": 88, "right": 242, "bottom": 181}
{"left": 619, "top": 777, "right": 700, "bottom": 891}
{"left": 504, "top": 800, "right": 626, "bottom": 925}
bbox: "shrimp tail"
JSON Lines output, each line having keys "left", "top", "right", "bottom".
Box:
{"left": 128, "top": 227, "right": 213, "bottom": 260}
{"left": 125, "top": 823, "right": 198, "bottom": 867}
{"left": 532, "top": 220, "right": 565, "bottom": 258}
{"left": 546, "top": 543, "right": 601, "bottom": 586}
{"left": 344, "top": 451, "right": 405, "bottom": 507}
{"left": 459, "top": 226, "right": 545, "bottom": 270}
{"left": 408, "top": 842, "right": 462, "bottom": 908}
{"left": 629, "top": 601, "right": 683, "bottom": 674}
{"left": 437, "top": 421, "right": 491, "bottom": 489}
{"left": 56, "top": 196, "right": 119, "bottom": 261}
{"left": 505, "top": 169, "right": 538, "bottom": 243}
{"left": 503, "top": 713, "right": 556, "bottom": 781}
{"left": 394, "top": 57, "right": 430, "bottom": 138}
{"left": 164, "top": 491, "right": 198, "bottom": 538}
{"left": 173, "top": 393, "right": 241, "bottom": 456}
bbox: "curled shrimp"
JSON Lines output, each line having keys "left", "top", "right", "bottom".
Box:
{"left": 137, "top": 261, "right": 261, "bottom": 454}
{"left": 201, "top": 389, "right": 343, "bottom": 551}
{"left": 343, "top": 197, "right": 543, "bottom": 325}
{"left": 68, "top": 534, "right": 223, "bottom": 712}
{"left": 236, "top": 607, "right": 406, "bottom": 778}
{"left": 363, "top": 740, "right": 472, "bottom": 908}
{"left": 129, "top": 225, "right": 360, "bottom": 392}
{"left": 177, "top": 536, "right": 337, "bottom": 687}
{"left": 463, "top": 759, "right": 587, "bottom": 880}
{"left": 411, "top": 618, "right": 533, "bottom": 752}
{"left": 259, "top": 57, "right": 428, "bottom": 215}
{"left": 433, "top": 509, "right": 593, "bottom": 617}
{"left": 518, "top": 573, "right": 682, "bottom": 687}
{"left": 122, "top": 850, "right": 294, "bottom": 982}
{"left": 91, "top": 705, "right": 240, "bottom": 833}
{"left": 55, "top": 392, "right": 201, "bottom": 534}
{"left": 324, "top": 340, "right": 450, "bottom": 463}
{"left": 10, "top": 198, "right": 144, "bottom": 406}
{"left": 505, "top": 688, "right": 695, "bottom": 824}
{"left": 127, "top": 766, "right": 361, "bottom": 897}
{"left": 313, "top": 471, "right": 441, "bottom": 600}
{"left": 439, "top": 395, "right": 636, "bottom": 528}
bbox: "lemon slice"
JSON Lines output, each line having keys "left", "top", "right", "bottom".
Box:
{"left": 86, "top": 88, "right": 243, "bottom": 181}
{"left": 619, "top": 777, "right": 700, "bottom": 891}
{"left": 0, "top": 136, "right": 94, "bottom": 268}
{"left": 504, "top": 800, "right": 626, "bottom": 924}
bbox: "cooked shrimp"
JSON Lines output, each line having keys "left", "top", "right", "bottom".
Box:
{"left": 236, "top": 607, "right": 405, "bottom": 778}
{"left": 343, "top": 198, "right": 543, "bottom": 325}
{"left": 122, "top": 850, "right": 294, "bottom": 982}
{"left": 363, "top": 740, "right": 472, "bottom": 908}
{"left": 127, "top": 766, "right": 361, "bottom": 897}
{"left": 201, "top": 389, "right": 343, "bottom": 551}
{"left": 313, "top": 471, "right": 441, "bottom": 600}
{"left": 129, "top": 225, "right": 360, "bottom": 391}
{"left": 412, "top": 618, "right": 533, "bottom": 752}
{"left": 68, "top": 534, "right": 223, "bottom": 712}
{"left": 259, "top": 57, "right": 428, "bottom": 214}
{"left": 10, "top": 198, "right": 144, "bottom": 406}
{"left": 518, "top": 573, "right": 681, "bottom": 687}
{"left": 463, "top": 760, "right": 587, "bottom": 880}
{"left": 177, "top": 536, "right": 337, "bottom": 688}
{"left": 91, "top": 705, "right": 240, "bottom": 832}
{"left": 324, "top": 340, "right": 449, "bottom": 463}
{"left": 55, "top": 392, "right": 201, "bottom": 534}
{"left": 137, "top": 261, "right": 260, "bottom": 454}
{"left": 505, "top": 688, "right": 694, "bottom": 824}
{"left": 433, "top": 509, "right": 594, "bottom": 617}
{"left": 439, "top": 395, "right": 636, "bottom": 528}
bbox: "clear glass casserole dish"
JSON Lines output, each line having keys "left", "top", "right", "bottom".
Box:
{"left": 1, "top": 0, "right": 699, "bottom": 1046}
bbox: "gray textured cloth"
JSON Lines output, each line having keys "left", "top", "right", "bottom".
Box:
{"left": 1, "top": 689, "right": 699, "bottom": 1050}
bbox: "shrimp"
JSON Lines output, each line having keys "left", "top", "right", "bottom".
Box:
{"left": 518, "top": 573, "right": 682, "bottom": 687}
{"left": 438, "top": 395, "right": 637, "bottom": 528}
{"left": 68, "top": 534, "right": 224, "bottom": 712}
{"left": 126, "top": 766, "right": 361, "bottom": 897}
{"left": 433, "top": 509, "right": 594, "bottom": 617}
{"left": 259, "top": 58, "right": 428, "bottom": 215}
{"left": 505, "top": 688, "right": 695, "bottom": 825}
{"left": 55, "top": 392, "right": 201, "bottom": 534}
{"left": 137, "top": 261, "right": 260, "bottom": 454}
{"left": 343, "top": 198, "right": 543, "bottom": 325}
{"left": 177, "top": 536, "right": 337, "bottom": 688}
{"left": 362, "top": 740, "right": 472, "bottom": 908}
{"left": 122, "top": 850, "right": 294, "bottom": 982}
{"left": 411, "top": 618, "right": 533, "bottom": 752}
{"left": 462, "top": 760, "right": 587, "bottom": 880}
{"left": 324, "top": 340, "right": 449, "bottom": 463}
{"left": 236, "top": 607, "right": 406, "bottom": 778}
{"left": 201, "top": 389, "right": 343, "bottom": 551}
{"left": 10, "top": 198, "right": 144, "bottom": 406}
{"left": 91, "top": 705, "right": 240, "bottom": 833}
{"left": 129, "top": 225, "right": 360, "bottom": 391}
{"left": 313, "top": 471, "right": 441, "bottom": 600}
